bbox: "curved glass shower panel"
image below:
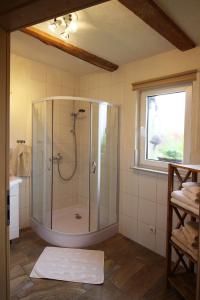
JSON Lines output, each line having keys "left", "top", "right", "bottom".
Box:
{"left": 32, "top": 101, "right": 53, "bottom": 228}
{"left": 90, "top": 103, "right": 99, "bottom": 232}
{"left": 32, "top": 97, "right": 119, "bottom": 241}
{"left": 99, "top": 105, "right": 119, "bottom": 229}
{"left": 90, "top": 103, "right": 119, "bottom": 231}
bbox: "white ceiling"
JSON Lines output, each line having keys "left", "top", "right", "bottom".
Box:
{"left": 11, "top": 0, "right": 200, "bottom": 75}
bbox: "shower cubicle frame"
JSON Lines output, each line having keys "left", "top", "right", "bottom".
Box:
{"left": 31, "top": 96, "right": 120, "bottom": 247}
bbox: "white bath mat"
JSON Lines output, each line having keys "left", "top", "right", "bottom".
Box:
{"left": 30, "top": 247, "right": 104, "bottom": 284}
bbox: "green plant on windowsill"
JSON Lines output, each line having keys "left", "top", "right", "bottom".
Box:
{"left": 158, "top": 149, "right": 183, "bottom": 163}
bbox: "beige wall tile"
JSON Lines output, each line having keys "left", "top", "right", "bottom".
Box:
{"left": 10, "top": 54, "right": 78, "bottom": 228}
{"left": 12, "top": 44, "right": 200, "bottom": 251}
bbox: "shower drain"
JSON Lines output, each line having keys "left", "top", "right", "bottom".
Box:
{"left": 74, "top": 213, "right": 82, "bottom": 219}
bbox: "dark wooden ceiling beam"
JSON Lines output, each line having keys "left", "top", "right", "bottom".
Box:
{"left": 0, "top": 0, "right": 109, "bottom": 31}
{"left": 0, "top": 0, "right": 38, "bottom": 16}
{"left": 21, "top": 27, "right": 118, "bottom": 72}
{"left": 118, "top": 0, "right": 195, "bottom": 51}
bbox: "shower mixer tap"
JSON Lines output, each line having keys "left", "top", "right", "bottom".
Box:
{"left": 51, "top": 153, "right": 63, "bottom": 162}
{"left": 91, "top": 161, "right": 96, "bottom": 174}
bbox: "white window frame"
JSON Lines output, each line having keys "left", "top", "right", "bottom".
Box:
{"left": 135, "top": 83, "right": 192, "bottom": 171}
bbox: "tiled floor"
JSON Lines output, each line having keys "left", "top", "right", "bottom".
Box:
{"left": 10, "top": 229, "right": 183, "bottom": 300}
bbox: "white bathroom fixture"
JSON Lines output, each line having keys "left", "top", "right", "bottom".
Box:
{"left": 9, "top": 177, "right": 22, "bottom": 240}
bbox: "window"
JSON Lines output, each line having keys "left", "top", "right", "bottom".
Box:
{"left": 136, "top": 84, "right": 192, "bottom": 171}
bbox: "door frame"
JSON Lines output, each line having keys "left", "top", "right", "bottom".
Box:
{"left": 0, "top": 1, "right": 109, "bottom": 299}
{"left": 0, "top": 27, "right": 10, "bottom": 300}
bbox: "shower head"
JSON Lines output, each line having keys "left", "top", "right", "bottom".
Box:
{"left": 78, "top": 109, "right": 85, "bottom": 113}
{"left": 71, "top": 109, "right": 86, "bottom": 118}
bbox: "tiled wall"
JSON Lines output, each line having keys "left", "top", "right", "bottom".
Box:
{"left": 11, "top": 45, "right": 200, "bottom": 256}
{"left": 78, "top": 46, "right": 200, "bottom": 256}
{"left": 120, "top": 171, "right": 168, "bottom": 256}
{"left": 10, "top": 54, "right": 78, "bottom": 228}
{"left": 75, "top": 100, "right": 90, "bottom": 209}
{"left": 52, "top": 99, "right": 91, "bottom": 213}
{"left": 52, "top": 100, "right": 78, "bottom": 211}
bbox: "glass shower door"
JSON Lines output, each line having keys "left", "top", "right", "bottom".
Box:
{"left": 99, "top": 105, "right": 118, "bottom": 229}
{"left": 89, "top": 103, "right": 99, "bottom": 232}
{"left": 32, "top": 101, "right": 53, "bottom": 228}
{"left": 90, "top": 103, "right": 119, "bottom": 231}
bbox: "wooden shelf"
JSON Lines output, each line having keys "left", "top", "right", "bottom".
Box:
{"left": 170, "top": 239, "right": 197, "bottom": 264}
{"left": 170, "top": 202, "right": 199, "bottom": 219}
{"left": 167, "top": 163, "right": 200, "bottom": 300}
{"left": 170, "top": 163, "right": 200, "bottom": 173}
{"left": 168, "top": 273, "right": 196, "bottom": 300}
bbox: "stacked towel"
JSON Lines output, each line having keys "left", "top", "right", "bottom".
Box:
{"left": 172, "top": 221, "right": 199, "bottom": 260}
{"left": 10, "top": 144, "right": 31, "bottom": 177}
{"left": 182, "top": 188, "right": 199, "bottom": 201}
{"left": 171, "top": 190, "right": 198, "bottom": 209}
{"left": 170, "top": 183, "right": 199, "bottom": 260}
{"left": 182, "top": 182, "right": 200, "bottom": 195}
{"left": 171, "top": 182, "right": 200, "bottom": 215}
{"left": 171, "top": 197, "right": 199, "bottom": 215}
{"left": 185, "top": 221, "right": 199, "bottom": 248}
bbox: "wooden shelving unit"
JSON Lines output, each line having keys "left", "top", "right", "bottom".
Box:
{"left": 166, "top": 163, "right": 200, "bottom": 300}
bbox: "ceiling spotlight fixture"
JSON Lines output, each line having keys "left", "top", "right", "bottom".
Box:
{"left": 48, "top": 13, "right": 78, "bottom": 40}
{"left": 60, "top": 31, "right": 70, "bottom": 41}
{"left": 48, "top": 18, "right": 62, "bottom": 32}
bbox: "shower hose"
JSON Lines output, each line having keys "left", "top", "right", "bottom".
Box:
{"left": 57, "top": 125, "right": 78, "bottom": 181}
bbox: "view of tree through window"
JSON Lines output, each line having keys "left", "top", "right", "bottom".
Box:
{"left": 146, "top": 92, "right": 186, "bottom": 163}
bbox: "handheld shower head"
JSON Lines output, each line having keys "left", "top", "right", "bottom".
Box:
{"left": 71, "top": 108, "right": 85, "bottom": 118}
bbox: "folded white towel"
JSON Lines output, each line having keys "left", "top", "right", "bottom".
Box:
{"left": 10, "top": 144, "right": 31, "bottom": 177}
{"left": 182, "top": 188, "right": 200, "bottom": 202}
{"left": 184, "top": 221, "right": 199, "bottom": 242}
{"left": 171, "top": 235, "right": 198, "bottom": 261}
{"left": 182, "top": 182, "right": 200, "bottom": 195}
{"left": 171, "top": 190, "right": 199, "bottom": 209}
{"left": 171, "top": 198, "right": 199, "bottom": 215}
{"left": 172, "top": 227, "right": 198, "bottom": 259}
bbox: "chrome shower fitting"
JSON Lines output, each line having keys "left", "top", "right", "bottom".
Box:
{"left": 52, "top": 153, "right": 63, "bottom": 162}
{"left": 71, "top": 109, "right": 85, "bottom": 118}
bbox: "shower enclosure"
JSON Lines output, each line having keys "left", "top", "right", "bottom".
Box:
{"left": 31, "top": 96, "right": 119, "bottom": 247}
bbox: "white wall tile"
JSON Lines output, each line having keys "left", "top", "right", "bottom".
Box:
{"left": 156, "top": 174, "right": 168, "bottom": 205}
{"left": 138, "top": 221, "right": 156, "bottom": 252}
{"left": 139, "top": 173, "right": 157, "bottom": 202}
{"left": 10, "top": 54, "right": 78, "bottom": 228}
{"left": 46, "top": 66, "right": 61, "bottom": 85}
{"left": 78, "top": 46, "right": 200, "bottom": 255}
{"left": 155, "top": 229, "right": 166, "bottom": 257}
{"left": 13, "top": 44, "right": 200, "bottom": 251}
{"left": 119, "top": 215, "right": 138, "bottom": 242}
{"left": 120, "top": 170, "right": 139, "bottom": 196}
{"left": 30, "top": 60, "right": 46, "bottom": 82}
{"left": 138, "top": 198, "right": 156, "bottom": 225}
{"left": 120, "top": 192, "right": 138, "bottom": 219}
{"left": 156, "top": 204, "right": 167, "bottom": 231}
{"left": 46, "top": 83, "right": 61, "bottom": 97}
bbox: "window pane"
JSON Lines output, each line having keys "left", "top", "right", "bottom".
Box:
{"left": 146, "top": 92, "right": 186, "bottom": 163}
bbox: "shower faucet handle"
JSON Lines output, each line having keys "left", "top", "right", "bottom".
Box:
{"left": 57, "top": 153, "right": 63, "bottom": 160}
{"left": 91, "top": 161, "right": 96, "bottom": 174}
{"left": 51, "top": 153, "right": 63, "bottom": 162}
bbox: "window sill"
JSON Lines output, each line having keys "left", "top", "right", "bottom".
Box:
{"left": 130, "top": 165, "right": 168, "bottom": 175}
